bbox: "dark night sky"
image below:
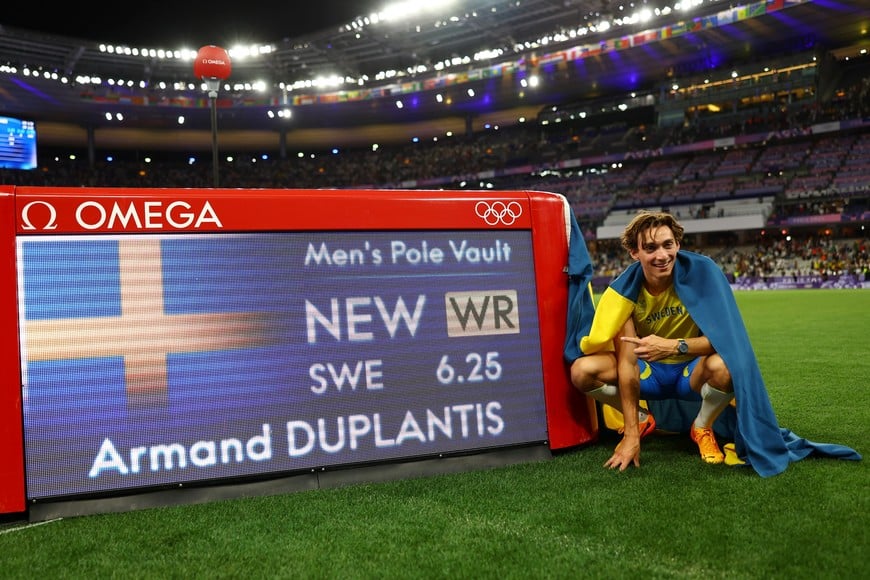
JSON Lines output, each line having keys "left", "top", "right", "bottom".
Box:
{"left": 1, "top": 1, "right": 385, "bottom": 47}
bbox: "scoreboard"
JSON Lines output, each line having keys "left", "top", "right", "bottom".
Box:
{"left": 0, "top": 186, "right": 597, "bottom": 518}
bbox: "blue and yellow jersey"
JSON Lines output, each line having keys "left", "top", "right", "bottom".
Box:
{"left": 633, "top": 285, "right": 699, "bottom": 363}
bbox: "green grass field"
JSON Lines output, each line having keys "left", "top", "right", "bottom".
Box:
{"left": 1, "top": 290, "right": 867, "bottom": 579}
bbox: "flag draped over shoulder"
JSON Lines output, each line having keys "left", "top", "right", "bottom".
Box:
{"left": 566, "top": 248, "right": 861, "bottom": 477}
{"left": 562, "top": 211, "right": 597, "bottom": 363}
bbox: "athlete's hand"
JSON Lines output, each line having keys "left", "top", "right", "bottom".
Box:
{"left": 604, "top": 436, "right": 641, "bottom": 471}
{"left": 620, "top": 335, "right": 672, "bottom": 362}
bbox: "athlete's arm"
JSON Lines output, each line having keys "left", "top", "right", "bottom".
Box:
{"left": 605, "top": 319, "right": 643, "bottom": 471}
{"left": 621, "top": 334, "right": 715, "bottom": 362}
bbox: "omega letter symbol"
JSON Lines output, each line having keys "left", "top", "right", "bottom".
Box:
{"left": 21, "top": 201, "right": 58, "bottom": 230}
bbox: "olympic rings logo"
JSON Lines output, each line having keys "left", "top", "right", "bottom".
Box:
{"left": 474, "top": 200, "right": 523, "bottom": 226}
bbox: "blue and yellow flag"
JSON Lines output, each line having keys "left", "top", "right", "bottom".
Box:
{"left": 562, "top": 212, "right": 596, "bottom": 363}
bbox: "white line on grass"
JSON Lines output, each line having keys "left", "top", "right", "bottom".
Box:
{"left": 0, "top": 518, "right": 63, "bottom": 534}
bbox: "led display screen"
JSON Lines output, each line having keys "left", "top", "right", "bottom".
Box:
{"left": 19, "top": 229, "right": 548, "bottom": 500}
{"left": 0, "top": 116, "right": 37, "bottom": 170}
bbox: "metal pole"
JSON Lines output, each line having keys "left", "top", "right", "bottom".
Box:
{"left": 210, "top": 93, "right": 219, "bottom": 187}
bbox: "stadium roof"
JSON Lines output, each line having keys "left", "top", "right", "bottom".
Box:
{"left": 0, "top": 0, "right": 867, "bottom": 149}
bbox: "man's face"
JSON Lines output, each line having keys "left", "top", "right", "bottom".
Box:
{"left": 629, "top": 225, "right": 679, "bottom": 288}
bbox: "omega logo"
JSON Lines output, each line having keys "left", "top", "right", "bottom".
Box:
{"left": 20, "top": 201, "right": 58, "bottom": 230}
{"left": 20, "top": 200, "right": 223, "bottom": 231}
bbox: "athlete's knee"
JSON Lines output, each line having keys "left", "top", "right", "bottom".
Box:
{"left": 569, "top": 358, "right": 593, "bottom": 391}
{"left": 704, "top": 353, "right": 733, "bottom": 392}
{"left": 570, "top": 354, "right": 615, "bottom": 392}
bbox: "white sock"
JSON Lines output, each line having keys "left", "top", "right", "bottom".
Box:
{"left": 587, "top": 384, "right": 650, "bottom": 422}
{"left": 693, "top": 383, "right": 734, "bottom": 429}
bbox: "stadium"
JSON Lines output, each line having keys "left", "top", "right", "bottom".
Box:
{"left": 0, "top": 2, "right": 868, "bottom": 578}
{"left": 1, "top": 1, "right": 868, "bottom": 282}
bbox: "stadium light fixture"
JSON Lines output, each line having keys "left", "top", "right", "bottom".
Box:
{"left": 193, "top": 45, "right": 232, "bottom": 187}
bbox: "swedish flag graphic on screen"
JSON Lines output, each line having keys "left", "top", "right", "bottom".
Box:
{"left": 18, "top": 231, "right": 548, "bottom": 500}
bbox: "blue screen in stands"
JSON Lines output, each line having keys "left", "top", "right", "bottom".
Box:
{"left": 0, "top": 116, "right": 37, "bottom": 170}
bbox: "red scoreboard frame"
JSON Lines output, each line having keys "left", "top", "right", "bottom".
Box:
{"left": 0, "top": 186, "right": 597, "bottom": 517}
